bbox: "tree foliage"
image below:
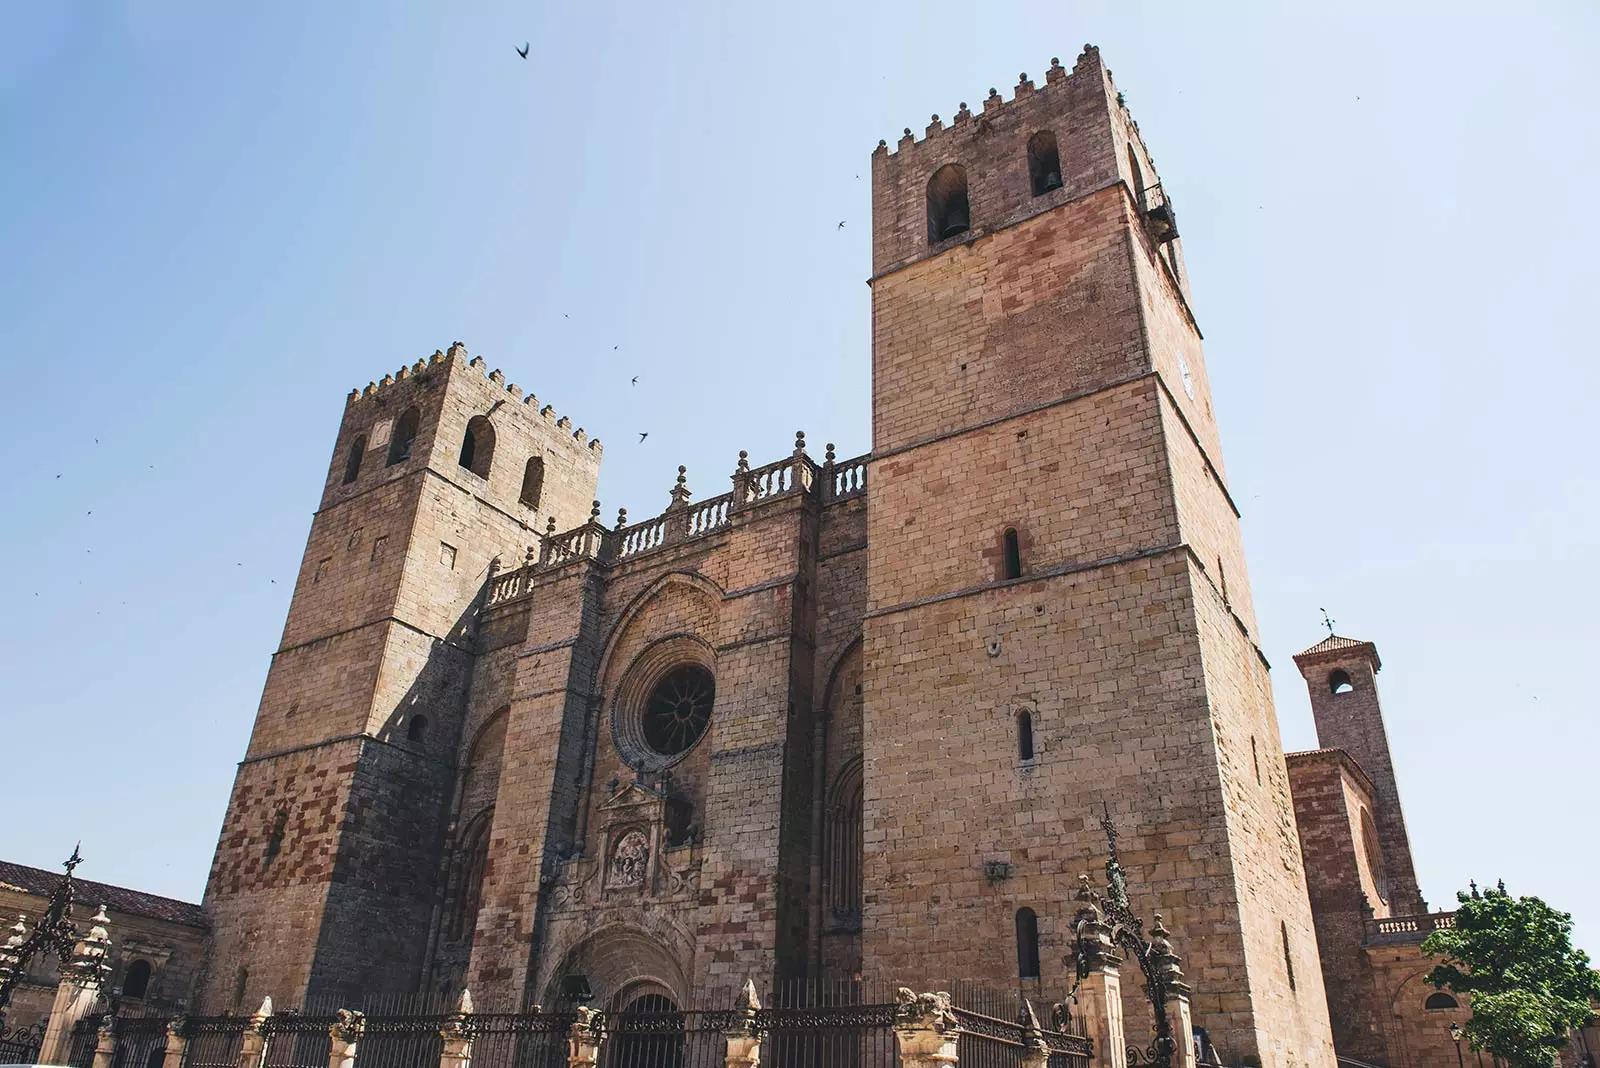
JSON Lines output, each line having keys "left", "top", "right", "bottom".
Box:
{"left": 1423, "top": 881, "right": 1599, "bottom": 1068}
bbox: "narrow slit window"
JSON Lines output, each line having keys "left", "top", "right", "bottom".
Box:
{"left": 1028, "top": 131, "right": 1063, "bottom": 196}
{"left": 122, "top": 959, "right": 152, "bottom": 999}
{"left": 264, "top": 810, "right": 288, "bottom": 865}
{"left": 1016, "top": 907, "right": 1041, "bottom": 978}
{"left": 1282, "top": 921, "right": 1297, "bottom": 991}
{"left": 927, "top": 164, "right": 970, "bottom": 244}
{"left": 343, "top": 436, "right": 366, "bottom": 484}
{"left": 1003, "top": 528, "right": 1022, "bottom": 580}
{"left": 1018, "top": 710, "right": 1035, "bottom": 761}
{"left": 1251, "top": 736, "right": 1261, "bottom": 785}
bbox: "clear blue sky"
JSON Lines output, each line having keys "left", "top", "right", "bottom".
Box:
{"left": 2, "top": 2, "right": 1595, "bottom": 955}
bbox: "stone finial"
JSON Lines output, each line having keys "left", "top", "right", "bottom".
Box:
{"left": 547, "top": 517, "right": 558, "bottom": 535}
{"left": 380, "top": 374, "right": 394, "bottom": 387}
{"left": 457, "top": 988, "right": 474, "bottom": 1015}
{"left": 395, "top": 364, "right": 410, "bottom": 381}
{"left": 737, "top": 450, "right": 750, "bottom": 473}
{"left": 330, "top": 1008, "right": 366, "bottom": 1044}
{"left": 468, "top": 355, "right": 485, "bottom": 370}
{"left": 899, "top": 127, "right": 915, "bottom": 148}
{"left": 449, "top": 342, "right": 469, "bottom": 361}
{"left": 251, "top": 996, "right": 274, "bottom": 1026}
{"left": 590, "top": 500, "right": 602, "bottom": 523}
{"left": 616, "top": 507, "right": 628, "bottom": 529}
{"left": 727, "top": 977, "right": 763, "bottom": 1040}
{"left": 413, "top": 359, "right": 426, "bottom": 375}
{"left": 364, "top": 382, "right": 377, "bottom": 397}
{"left": 507, "top": 384, "right": 522, "bottom": 400}
{"left": 1149, "top": 914, "right": 1190, "bottom": 993}
{"left": 825, "top": 442, "right": 837, "bottom": 465}
{"left": 346, "top": 388, "right": 359, "bottom": 403}
{"left": 668, "top": 465, "right": 691, "bottom": 509}
{"left": 489, "top": 368, "right": 505, "bottom": 385}
{"left": 926, "top": 115, "right": 943, "bottom": 137}
{"left": 793, "top": 430, "right": 807, "bottom": 456}
{"left": 893, "top": 989, "right": 957, "bottom": 1031}
{"left": 1046, "top": 57, "right": 1065, "bottom": 83}
{"left": 524, "top": 544, "right": 537, "bottom": 567}
{"left": 955, "top": 102, "right": 971, "bottom": 123}
{"left": 430, "top": 349, "right": 445, "bottom": 364}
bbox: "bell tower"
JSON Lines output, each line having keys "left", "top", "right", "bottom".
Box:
{"left": 198, "top": 343, "right": 601, "bottom": 1009}
{"left": 860, "top": 47, "right": 1336, "bottom": 1067}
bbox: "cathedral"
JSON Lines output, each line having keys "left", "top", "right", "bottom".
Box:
{"left": 171, "top": 46, "right": 1471, "bottom": 1068}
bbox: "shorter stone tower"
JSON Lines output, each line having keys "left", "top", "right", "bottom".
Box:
{"left": 1292, "top": 636, "right": 1424, "bottom": 915}
{"left": 198, "top": 343, "right": 602, "bottom": 1009}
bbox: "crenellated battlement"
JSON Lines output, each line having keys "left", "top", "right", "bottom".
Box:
{"left": 343, "top": 340, "right": 602, "bottom": 452}
{"left": 874, "top": 48, "right": 1105, "bottom": 160}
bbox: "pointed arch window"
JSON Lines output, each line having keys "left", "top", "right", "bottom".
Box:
{"left": 343, "top": 436, "right": 366, "bottom": 484}
{"left": 1028, "top": 131, "right": 1063, "bottom": 196}
{"left": 450, "top": 809, "right": 493, "bottom": 940}
{"left": 824, "top": 758, "right": 864, "bottom": 926}
{"left": 388, "top": 408, "right": 420, "bottom": 466}
{"left": 1016, "top": 907, "right": 1041, "bottom": 978}
{"left": 927, "top": 164, "right": 971, "bottom": 244}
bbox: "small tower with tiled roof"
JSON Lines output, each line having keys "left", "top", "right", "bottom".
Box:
{"left": 1293, "top": 635, "right": 1425, "bottom": 914}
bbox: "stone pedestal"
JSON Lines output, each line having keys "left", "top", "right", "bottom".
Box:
{"left": 1165, "top": 991, "right": 1196, "bottom": 1068}
{"left": 238, "top": 998, "right": 273, "bottom": 1068}
{"left": 439, "top": 990, "right": 474, "bottom": 1068}
{"left": 90, "top": 1013, "right": 117, "bottom": 1068}
{"left": 1078, "top": 966, "right": 1126, "bottom": 1068}
{"left": 567, "top": 1007, "right": 604, "bottom": 1068}
{"left": 723, "top": 979, "right": 763, "bottom": 1068}
{"left": 893, "top": 990, "right": 960, "bottom": 1068}
{"left": 162, "top": 1018, "right": 190, "bottom": 1068}
{"left": 328, "top": 1010, "right": 365, "bottom": 1068}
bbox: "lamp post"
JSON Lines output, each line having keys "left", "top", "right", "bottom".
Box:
{"left": 1448, "top": 1022, "right": 1465, "bottom": 1068}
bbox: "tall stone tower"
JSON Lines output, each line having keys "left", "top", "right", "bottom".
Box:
{"left": 198, "top": 343, "right": 601, "bottom": 1008}
{"left": 1292, "top": 635, "right": 1425, "bottom": 914}
{"left": 861, "top": 48, "right": 1336, "bottom": 1066}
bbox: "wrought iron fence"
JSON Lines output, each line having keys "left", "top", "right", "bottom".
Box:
{"left": 597, "top": 1009, "right": 731, "bottom": 1068}
{"left": 261, "top": 1013, "right": 335, "bottom": 1068}
{"left": 762, "top": 978, "right": 896, "bottom": 1068}
{"left": 0, "top": 1018, "right": 46, "bottom": 1064}
{"left": 179, "top": 1016, "right": 251, "bottom": 1068}
{"left": 68, "top": 1012, "right": 105, "bottom": 1068}
{"left": 111, "top": 1014, "right": 171, "bottom": 1068}
{"left": 462, "top": 1011, "right": 571, "bottom": 1068}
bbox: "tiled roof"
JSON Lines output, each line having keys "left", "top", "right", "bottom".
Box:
{"left": 1294, "top": 633, "right": 1380, "bottom": 668}
{"left": 0, "top": 860, "right": 207, "bottom": 929}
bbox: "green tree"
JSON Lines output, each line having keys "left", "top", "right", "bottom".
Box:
{"left": 1423, "top": 880, "right": 1599, "bottom": 1068}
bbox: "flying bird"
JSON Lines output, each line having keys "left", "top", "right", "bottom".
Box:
{"left": 638, "top": 432, "right": 649, "bottom": 442}
{"left": 517, "top": 42, "right": 530, "bottom": 59}
{"left": 631, "top": 376, "right": 638, "bottom": 385}
{"left": 837, "top": 221, "right": 846, "bottom": 229}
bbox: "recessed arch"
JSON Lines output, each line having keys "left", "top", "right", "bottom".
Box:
{"left": 447, "top": 807, "right": 493, "bottom": 940}
{"left": 459, "top": 415, "right": 496, "bottom": 479}
{"left": 609, "top": 633, "right": 718, "bottom": 773}
{"left": 593, "top": 571, "right": 727, "bottom": 695}
{"left": 407, "top": 715, "right": 428, "bottom": 742}
{"left": 387, "top": 407, "right": 421, "bottom": 466}
{"left": 927, "top": 163, "right": 971, "bottom": 244}
{"left": 343, "top": 435, "right": 366, "bottom": 485}
{"left": 1425, "top": 992, "right": 1459, "bottom": 1010}
{"left": 538, "top": 924, "right": 692, "bottom": 1013}
{"left": 1126, "top": 145, "right": 1147, "bottom": 209}
{"left": 121, "top": 958, "right": 152, "bottom": 999}
{"left": 520, "top": 456, "right": 545, "bottom": 508}
{"left": 1027, "top": 130, "right": 1062, "bottom": 196}
{"left": 824, "top": 756, "right": 864, "bottom": 925}
{"left": 1329, "top": 669, "right": 1354, "bottom": 695}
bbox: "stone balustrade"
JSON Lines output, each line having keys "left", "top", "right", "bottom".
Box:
{"left": 485, "top": 443, "right": 869, "bottom": 608}
{"left": 1362, "top": 911, "right": 1455, "bottom": 946}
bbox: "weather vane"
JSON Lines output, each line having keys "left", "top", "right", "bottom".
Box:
{"left": 1319, "top": 607, "right": 1335, "bottom": 636}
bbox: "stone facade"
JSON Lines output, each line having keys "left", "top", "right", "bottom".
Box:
{"left": 170, "top": 44, "right": 1507, "bottom": 1068}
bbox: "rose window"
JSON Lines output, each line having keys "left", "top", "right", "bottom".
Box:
{"left": 642, "top": 666, "right": 714, "bottom": 757}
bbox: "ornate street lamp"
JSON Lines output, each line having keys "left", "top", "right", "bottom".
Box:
{"left": 0, "top": 846, "right": 89, "bottom": 1013}
{"left": 1448, "top": 1021, "right": 1466, "bottom": 1068}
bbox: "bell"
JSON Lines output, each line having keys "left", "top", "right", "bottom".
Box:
{"left": 939, "top": 203, "right": 970, "bottom": 239}
{"left": 1043, "top": 171, "right": 1062, "bottom": 191}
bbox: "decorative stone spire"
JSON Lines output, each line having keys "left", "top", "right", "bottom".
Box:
{"left": 616, "top": 507, "right": 628, "bottom": 529}
{"left": 589, "top": 501, "right": 602, "bottom": 524}
{"left": 825, "top": 442, "right": 837, "bottom": 465}
{"left": 64, "top": 905, "right": 112, "bottom": 986}
{"left": 793, "top": 431, "right": 807, "bottom": 457}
